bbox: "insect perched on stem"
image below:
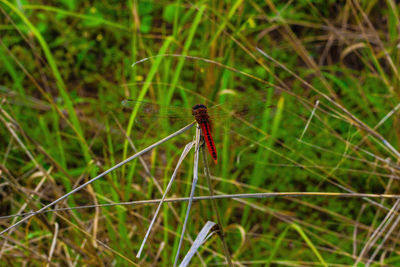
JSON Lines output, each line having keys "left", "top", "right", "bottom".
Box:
{"left": 192, "top": 104, "right": 217, "bottom": 163}
{"left": 122, "top": 98, "right": 277, "bottom": 164}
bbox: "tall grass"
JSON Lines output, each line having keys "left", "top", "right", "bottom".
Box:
{"left": 1, "top": 0, "right": 400, "bottom": 266}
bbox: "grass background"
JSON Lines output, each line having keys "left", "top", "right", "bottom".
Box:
{"left": 1, "top": 0, "right": 400, "bottom": 266}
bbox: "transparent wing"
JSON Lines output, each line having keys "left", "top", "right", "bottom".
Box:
{"left": 207, "top": 100, "right": 275, "bottom": 120}
{"left": 121, "top": 99, "right": 194, "bottom": 120}
{"left": 122, "top": 99, "right": 275, "bottom": 120}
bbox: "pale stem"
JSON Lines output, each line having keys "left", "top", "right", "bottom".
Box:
{"left": 0, "top": 122, "right": 195, "bottom": 236}
{"left": 3, "top": 192, "right": 400, "bottom": 220}
{"left": 174, "top": 126, "right": 201, "bottom": 267}
{"left": 201, "top": 146, "right": 233, "bottom": 267}
{"left": 136, "top": 141, "right": 195, "bottom": 258}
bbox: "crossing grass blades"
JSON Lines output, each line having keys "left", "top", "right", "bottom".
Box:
{"left": 0, "top": 118, "right": 233, "bottom": 266}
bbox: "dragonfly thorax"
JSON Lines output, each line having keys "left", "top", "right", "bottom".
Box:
{"left": 192, "top": 104, "right": 210, "bottom": 124}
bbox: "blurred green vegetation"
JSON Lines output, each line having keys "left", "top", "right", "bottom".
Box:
{"left": 1, "top": 0, "right": 400, "bottom": 266}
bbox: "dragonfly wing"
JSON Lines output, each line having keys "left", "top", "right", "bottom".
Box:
{"left": 208, "top": 100, "right": 275, "bottom": 120}
{"left": 121, "top": 99, "right": 195, "bottom": 131}
{"left": 122, "top": 99, "right": 193, "bottom": 119}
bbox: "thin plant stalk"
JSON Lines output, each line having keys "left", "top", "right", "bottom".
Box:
{"left": 367, "top": 207, "right": 400, "bottom": 265}
{"left": 355, "top": 199, "right": 400, "bottom": 265}
{"left": 3, "top": 191, "right": 400, "bottom": 221}
{"left": 174, "top": 126, "right": 201, "bottom": 267}
{"left": 137, "top": 141, "right": 195, "bottom": 258}
{"left": 179, "top": 221, "right": 217, "bottom": 267}
{"left": 46, "top": 223, "right": 59, "bottom": 267}
{"left": 201, "top": 145, "right": 233, "bottom": 267}
{"left": 0, "top": 122, "right": 195, "bottom": 236}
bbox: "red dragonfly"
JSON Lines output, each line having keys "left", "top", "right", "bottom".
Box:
{"left": 121, "top": 98, "right": 275, "bottom": 164}
{"left": 191, "top": 104, "right": 218, "bottom": 163}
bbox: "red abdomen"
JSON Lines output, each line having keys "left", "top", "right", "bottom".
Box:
{"left": 199, "top": 122, "right": 217, "bottom": 163}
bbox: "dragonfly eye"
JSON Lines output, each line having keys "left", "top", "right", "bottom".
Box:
{"left": 192, "top": 104, "right": 207, "bottom": 111}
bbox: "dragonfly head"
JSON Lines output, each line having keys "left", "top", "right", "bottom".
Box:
{"left": 192, "top": 104, "right": 207, "bottom": 110}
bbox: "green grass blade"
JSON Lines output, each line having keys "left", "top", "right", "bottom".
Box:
{"left": 265, "top": 225, "right": 290, "bottom": 267}
{"left": 1, "top": 0, "right": 90, "bottom": 162}
{"left": 166, "top": 4, "right": 206, "bottom": 105}
{"left": 22, "top": 4, "right": 128, "bottom": 30}
{"left": 209, "top": 0, "right": 243, "bottom": 45}
{"left": 123, "top": 36, "right": 173, "bottom": 173}
{"left": 249, "top": 95, "right": 285, "bottom": 187}
{"left": 291, "top": 223, "right": 328, "bottom": 267}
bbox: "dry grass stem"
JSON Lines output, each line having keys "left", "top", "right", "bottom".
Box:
{"left": 201, "top": 145, "right": 233, "bottom": 266}
{"left": 356, "top": 199, "right": 400, "bottom": 265}
{"left": 45, "top": 222, "right": 59, "bottom": 267}
{"left": 0, "top": 122, "right": 195, "bottom": 236}
{"left": 300, "top": 100, "right": 319, "bottom": 140}
{"left": 174, "top": 127, "right": 201, "bottom": 267}
{"left": 179, "top": 221, "right": 217, "bottom": 267}
{"left": 137, "top": 141, "right": 195, "bottom": 258}
{"left": 2, "top": 192, "right": 400, "bottom": 221}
